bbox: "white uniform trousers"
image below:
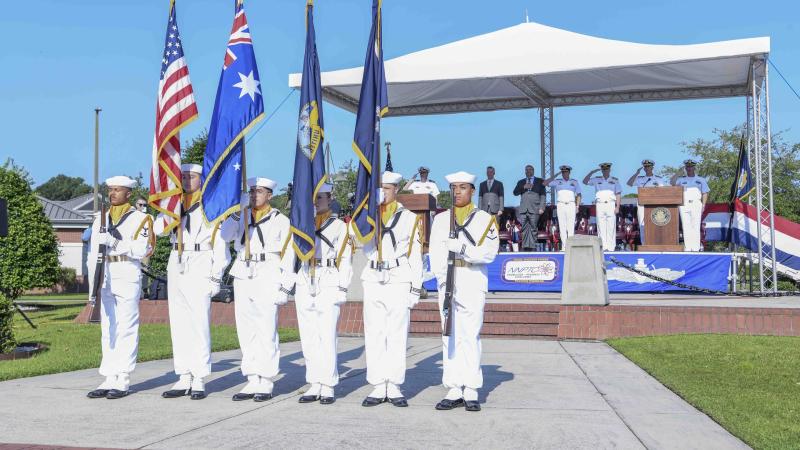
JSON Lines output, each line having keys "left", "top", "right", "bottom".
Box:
{"left": 439, "top": 286, "right": 485, "bottom": 390}
{"left": 233, "top": 277, "right": 280, "bottom": 379}
{"left": 99, "top": 282, "right": 140, "bottom": 378}
{"left": 680, "top": 200, "right": 703, "bottom": 252}
{"left": 556, "top": 201, "right": 577, "bottom": 243}
{"left": 295, "top": 284, "right": 341, "bottom": 387}
{"left": 637, "top": 205, "right": 646, "bottom": 245}
{"left": 595, "top": 201, "right": 617, "bottom": 251}
{"left": 167, "top": 270, "right": 212, "bottom": 378}
{"left": 363, "top": 281, "right": 411, "bottom": 386}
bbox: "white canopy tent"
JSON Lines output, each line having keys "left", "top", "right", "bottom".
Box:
{"left": 289, "top": 21, "right": 778, "bottom": 292}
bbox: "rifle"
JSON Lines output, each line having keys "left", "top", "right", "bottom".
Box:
{"left": 442, "top": 190, "right": 456, "bottom": 337}
{"left": 89, "top": 204, "right": 107, "bottom": 323}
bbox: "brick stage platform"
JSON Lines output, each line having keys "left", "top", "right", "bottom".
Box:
{"left": 74, "top": 293, "right": 800, "bottom": 340}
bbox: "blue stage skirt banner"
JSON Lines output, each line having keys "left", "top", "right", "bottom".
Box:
{"left": 422, "top": 252, "right": 732, "bottom": 293}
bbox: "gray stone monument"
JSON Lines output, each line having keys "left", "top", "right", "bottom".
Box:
{"left": 561, "top": 235, "right": 609, "bottom": 306}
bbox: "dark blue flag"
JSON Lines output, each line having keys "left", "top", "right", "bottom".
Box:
{"left": 290, "top": 0, "right": 327, "bottom": 262}
{"left": 731, "top": 135, "right": 755, "bottom": 201}
{"left": 201, "top": 0, "right": 265, "bottom": 224}
{"left": 351, "top": 0, "right": 389, "bottom": 243}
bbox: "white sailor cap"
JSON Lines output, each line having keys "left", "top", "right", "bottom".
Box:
{"left": 445, "top": 171, "right": 477, "bottom": 185}
{"left": 105, "top": 176, "right": 136, "bottom": 189}
{"left": 318, "top": 183, "right": 333, "bottom": 194}
{"left": 247, "top": 177, "right": 277, "bottom": 191}
{"left": 181, "top": 163, "right": 202, "bottom": 174}
{"left": 382, "top": 171, "right": 403, "bottom": 185}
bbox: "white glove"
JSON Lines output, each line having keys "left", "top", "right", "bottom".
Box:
{"left": 446, "top": 238, "right": 463, "bottom": 254}
{"left": 407, "top": 292, "right": 420, "bottom": 309}
{"left": 334, "top": 290, "right": 348, "bottom": 304}
{"left": 240, "top": 193, "right": 250, "bottom": 207}
{"left": 378, "top": 189, "right": 385, "bottom": 204}
{"left": 209, "top": 278, "right": 221, "bottom": 297}
{"left": 98, "top": 232, "right": 116, "bottom": 247}
{"left": 275, "top": 289, "right": 289, "bottom": 305}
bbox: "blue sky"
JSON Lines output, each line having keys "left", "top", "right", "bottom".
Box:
{"left": 1, "top": 0, "right": 798, "bottom": 199}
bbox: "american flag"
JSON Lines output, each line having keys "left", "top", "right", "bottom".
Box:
{"left": 149, "top": 0, "right": 198, "bottom": 232}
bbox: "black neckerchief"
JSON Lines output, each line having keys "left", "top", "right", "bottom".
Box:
{"left": 107, "top": 209, "right": 135, "bottom": 240}
{"left": 455, "top": 210, "right": 477, "bottom": 246}
{"left": 381, "top": 210, "right": 403, "bottom": 250}
{"left": 315, "top": 217, "right": 336, "bottom": 249}
{"left": 241, "top": 210, "right": 275, "bottom": 247}
{"left": 182, "top": 202, "right": 201, "bottom": 234}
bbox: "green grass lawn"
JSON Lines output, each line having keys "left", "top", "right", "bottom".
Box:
{"left": 608, "top": 334, "right": 800, "bottom": 450}
{"left": 16, "top": 293, "right": 88, "bottom": 306}
{"left": 1, "top": 304, "right": 299, "bottom": 382}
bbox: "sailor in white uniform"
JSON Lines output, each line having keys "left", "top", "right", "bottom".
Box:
{"left": 671, "top": 159, "right": 710, "bottom": 252}
{"left": 429, "top": 171, "right": 500, "bottom": 412}
{"left": 583, "top": 163, "right": 622, "bottom": 251}
{"left": 626, "top": 159, "right": 669, "bottom": 245}
{"left": 155, "top": 164, "right": 230, "bottom": 401}
{"left": 294, "top": 183, "right": 353, "bottom": 405}
{"left": 360, "top": 171, "right": 424, "bottom": 408}
{"left": 87, "top": 176, "right": 153, "bottom": 400}
{"left": 219, "top": 177, "right": 295, "bottom": 402}
{"left": 543, "top": 165, "right": 582, "bottom": 244}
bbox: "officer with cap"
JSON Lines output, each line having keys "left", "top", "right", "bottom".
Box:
{"left": 626, "top": 159, "right": 669, "bottom": 245}
{"left": 294, "top": 183, "right": 353, "bottom": 405}
{"left": 155, "top": 164, "right": 230, "bottom": 401}
{"left": 671, "top": 159, "right": 709, "bottom": 251}
{"left": 219, "top": 177, "right": 296, "bottom": 402}
{"left": 583, "top": 163, "right": 622, "bottom": 251}
{"left": 87, "top": 176, "right": 153, "bottom": 400}
{"left": 429, "top": 171, "right": 500, "bottom": 412}
{"left": 544, "top": 165, "right": 582, "bottom": 244}
{"left": 360, "top": 171, "right": 424, "bottom": 408}
{"left": 403, "top": 166, "right": 440, "bottom": 197}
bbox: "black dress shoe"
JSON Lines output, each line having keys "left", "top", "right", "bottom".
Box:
{"left": 388, "top": 397, "right": 408, "bottom": 407}
{"left": 435, "top": 398, "right": 465, "bottom": 410}
{"left": 465, "top": 400, "right": 481, "bottom": 411}
{"left": 361, "top": 396, "right": 386, "bottom": 407}
{"left": 162, "top": 389, "right": 190, "bottom": 398}
{"left": 190, "top": 391, "right": 206, "bottom": 400}
{"left": 253, "top": 393, "right": 273, "bottom": 402}
{"left": 87, "top": 389, "right": 109, "bottom": 399}
{"left": 319, "top": 396, "right": 335, "bottom": 405}
{"left": 106, "top": 389, "right": 130, "bottom": 399}
{"left": 298, "top": 395, "right": 320, "bottom": 403}
{"left": 232, "top": 393, "right": 255, "bottom": 401}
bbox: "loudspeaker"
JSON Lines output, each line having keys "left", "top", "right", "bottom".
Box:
{"left": 0, "top": 198, "right": 7, "bottom": 237}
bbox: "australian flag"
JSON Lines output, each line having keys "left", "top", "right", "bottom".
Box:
{"left": 201, "top": 0, "right": 264, "bottom": 224}
{"left": 290, "top": 0, "right": 327, "bottom": 262}
{"left": 731, "top": 134, "right": 755, "bottom": 202}
{"left": 351, "top": 0, "right": 389, "bottom": 243}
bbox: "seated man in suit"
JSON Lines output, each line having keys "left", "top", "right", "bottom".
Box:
{"left": 512, "top": 164, "right": 546, "bottom": 251}
{"left": 478, "top": 166, "right": 504, "bottom": 217}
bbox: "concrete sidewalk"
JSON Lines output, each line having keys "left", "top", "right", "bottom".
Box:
{"left": 0, "top": 338, "right": 748, "bottom": 450}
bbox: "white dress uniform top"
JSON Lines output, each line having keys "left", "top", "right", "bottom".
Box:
{"left": 405, "top": 179, "right": 440, "bottom": 197}
{"left": 88, "top": 176, "right": 152, "bottom": 392}
{"left": 587, "top": 175, "right": 622, "bottom": 251}
{"left": 632, "top": 174, "right": 668, "bottom": 245}
{"left": 153, "top": 165, "right": 230, "bottom": 386}
{"left": 429, "top": 171, "right": 500, "bottom": 399}
{"left": 551, "top": 176, "right": 581, "bottom": 242}
{"left": 292, "top": 185, "right": 353, "bottom": 391}
{"left": 360, "top": 172, "right": 424, "bottom": 391}
{"left": 219, "top": 177, "right": 296, "bottom": 395}
{"left": 674, "top": 175, "right": 710, "bottom": 251}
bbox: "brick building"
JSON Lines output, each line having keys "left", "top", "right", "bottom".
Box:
{"left": 37, "top": 193, "right": 96, "bottom": 288}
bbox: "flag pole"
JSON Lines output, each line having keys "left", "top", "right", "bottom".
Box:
{"left": 241, "top": 141, "right": 251, "bottom": 265}
{"left": 93, "top": 108, "right": 101, "bottom": 213}
{"left": 376, "top": 137, "right": 383, "bottom": 266}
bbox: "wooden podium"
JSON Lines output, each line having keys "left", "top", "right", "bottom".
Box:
{"left": 397, "top": 193, "right": 437, "bottom": 249}
{"left": 637, "top": 186, "right": 684, "bottom": 252}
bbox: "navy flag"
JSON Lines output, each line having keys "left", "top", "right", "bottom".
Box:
{"left": 731, "top": 134, "right": 755, "bottom": 202}
{"left": 201, "top": 0, "right": 265, "bottom": 225}
{"left": 290, "top": 0, "right": 327, "bottom": 262}
{"left": 351, "top": 0, "right": 389, "bottom": 243}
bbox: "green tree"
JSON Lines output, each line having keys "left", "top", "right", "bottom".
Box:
{"left": 437, "top": 191, "right": 453, "bottom": 209}
{"left": 0, "top": 160, "right": 61, "bottom": 352}
{"left": 35, "top": 174, "right": 93, "bottom": 201}
{"left": 182, "top": 130, "right": 207, "bottom": 165}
